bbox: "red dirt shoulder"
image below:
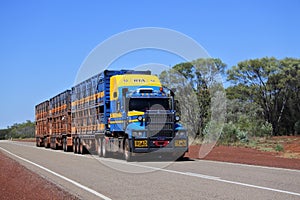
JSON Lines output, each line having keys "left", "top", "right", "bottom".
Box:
{"left": 186, "top": 145, "right": 300, "bottom": 170}
{"left": 0, "top": 151, "right": 78, "bottom": 200}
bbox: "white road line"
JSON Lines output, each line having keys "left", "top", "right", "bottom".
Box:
{"left": 0, "top": 147, "right": 111, "bottom": 200}
{"left": 5, "top": 141, "right": 89, "bottom": 158}
{"left": 2, "top": 141, "right": 300, "bottom": 197}
{"left": 196, "top": 159, "right": 300, "bottom": 173}
{"left": 184, "top": 172, "right": 220, "bottom": 180}
{"left": 102, "top": 158, "right": 300, "bottom": 197}
{"left": 219, "top": 179, "right": 300, "bottom": 197}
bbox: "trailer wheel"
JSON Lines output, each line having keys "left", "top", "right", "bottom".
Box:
{"left": 124, "top": 139, "right": 132, "bottom": 162}
{"left": 63, "top": 138, "right": 67, "bottom": 152}
{"left": 97, "top": 139, "right": 102, "bottom": 157}
{"left": 50, "top": 137, "right": 57, "bottom": 150}
{"left": 44, "top": 138, "right": 49, "bottom": 148}
{"left": 73, "top": 138, "right": 77, "bottom": 153}
{"left": 40, "top": 138, "right": 44, "bottom": 147}
{"left": 77, "top": 138, "right": 81, "bottom": 154}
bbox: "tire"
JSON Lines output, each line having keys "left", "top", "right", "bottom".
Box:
{"left": 51, "top": 137, "right": 57, "bottom": 150}
{"left": 124, "top": 139, "right": 132, "bottom": 162}
{"left": 40, "top": 138, "right": 44, "bottom": 147}
{"left": 44, "top": 138, "right": 49, "bottom": 148}
{"left": 50, "top": 137, "right": 53, "bottom": 149}
{"left": 67, "top": 145, "right": 72, "bottom": 152}
{"left": 77, "top": 138, "right": 81, "bottom": 154}
{"left": 63, "top": 138, "right": 67, "bottom": 152}
{"left": 73, "top": 138, "right": 77, "bottom": 153}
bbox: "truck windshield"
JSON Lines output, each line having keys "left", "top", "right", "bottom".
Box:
{"left": 129, "top": 98, "right": 170, "bottom": 111}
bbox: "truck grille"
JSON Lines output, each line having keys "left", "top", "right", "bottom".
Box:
{"left": 145, "top": 111, "right": 174, "bottom": 138}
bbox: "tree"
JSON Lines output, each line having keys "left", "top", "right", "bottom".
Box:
{"left": 227, "top": 57, "right": 300, "bottom": 135}
{"left": 160, "top": 58, "right": 226, "bottom": 138}
{"left": 5, "top": 120, "right": 35, "bottom": 139}
{"left": 277, "top": 58, "right": 300, "bottom": 135}
{"left": 224, "top": 98, "right": 272, "bottom": 138}
{"left": 0, "top": 129, "right": 9, "bottom": 140}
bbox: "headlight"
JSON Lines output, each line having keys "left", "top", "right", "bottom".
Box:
{"left": 175, "top": 115, "right": 180, "bottom": 122}
{"left": 132, "top": 131, "right": 146, "bottom": 138}
{"left": 137, "top": 116, "right": 143, "bottom": 122}
{"left": 175, "top": 131, "right": 187, "bottom": 137}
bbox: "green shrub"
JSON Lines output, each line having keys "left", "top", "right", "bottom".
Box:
{"left": 236, "top": 129, "right": 249, "bottom": 143}
{"left": 275, "top": 144, "right": 284, "bottom": 152}
{"left": 252, "top": 121, "right": 273, "bottom": 137}
{"left": 220, "top": 122, "right": 238, "bottom": 144}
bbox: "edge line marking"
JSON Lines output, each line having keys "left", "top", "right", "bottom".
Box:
{"left": 0, "top": 146, "right": 112, "bottom": 200}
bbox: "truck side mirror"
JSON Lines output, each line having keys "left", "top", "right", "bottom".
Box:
{"left": 170, "top": 88, "right": 176, "bottom": 97}
{"left": 122, "top": 88, "right": 128, "bottom": 96}
{"left": 122, "top": 88, "right": 129, "bottom": 113}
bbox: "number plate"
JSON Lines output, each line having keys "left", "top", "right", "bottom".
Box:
{"left": 134, "top": 140, "right": 148, "bottom": 148}
{"left": 175, "top": 140, "right": 187, "bottom": 147}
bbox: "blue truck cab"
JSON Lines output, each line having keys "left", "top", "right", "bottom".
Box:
{"left": 107, "top": 70, "right": 188, "bottom": 160}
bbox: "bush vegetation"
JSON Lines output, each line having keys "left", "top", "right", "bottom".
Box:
{"left": 161, "top": 57, "right": 300, "bottom": 145}
{"left": 0, "top": 120, "right": 35, "bottom": 140}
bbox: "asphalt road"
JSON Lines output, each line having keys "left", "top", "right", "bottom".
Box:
{"left": 1, "top": 140, "right": 300, "bottom": 200}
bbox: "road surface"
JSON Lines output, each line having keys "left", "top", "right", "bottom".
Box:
{"left": 0, "top": 140, "right": 300, "bottom": 200}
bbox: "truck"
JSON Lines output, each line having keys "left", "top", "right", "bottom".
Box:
{"left": 35, "top": 69, "right": 188, "bottom": 161}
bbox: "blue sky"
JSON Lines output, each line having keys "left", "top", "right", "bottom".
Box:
{"left": 0, "top": 0, "right": 299, "bottom": 128}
